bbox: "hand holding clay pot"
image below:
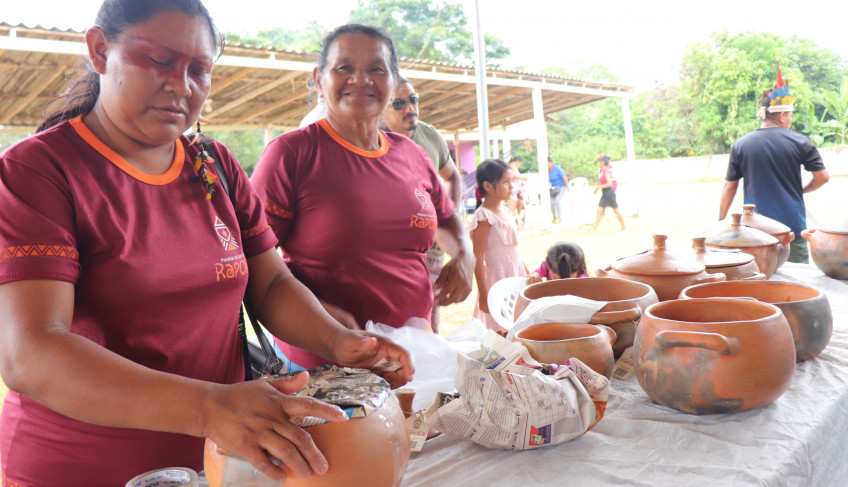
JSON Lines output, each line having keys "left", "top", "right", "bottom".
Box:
{"left": 515, "top": 322, "right": 616, "bottom": 378}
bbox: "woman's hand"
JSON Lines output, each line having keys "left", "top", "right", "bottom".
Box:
{"left": 527, "top": 272, "right": 542, "bottom": 284}
{"left": 433, "top": 250, "right": 474, "bottom": 306}
{"left": 593, "top": 186, "right": 600, "bottom": 194}
{"left": 331, "top": 331, "right": 414, "bottom": 389}
{"left": 202, "top": 372, "right": 347, "bottom": 483}
{"left": 478, "top": 290, "right": 490, "bottom": 314}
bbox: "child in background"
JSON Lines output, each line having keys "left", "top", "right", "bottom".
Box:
{"left": 471, "top": 159, "right": 528, "bottom": 331}
{"left": 527, "top": 242, "right": 588, "bottom": 284}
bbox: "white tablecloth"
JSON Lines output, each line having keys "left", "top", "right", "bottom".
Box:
{"left": 400, "top": 263, "right": 848, "bottom": 487}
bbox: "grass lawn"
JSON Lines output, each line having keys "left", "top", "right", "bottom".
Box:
{"left": 1, "top": 177, "right": 845, "bottom": 420}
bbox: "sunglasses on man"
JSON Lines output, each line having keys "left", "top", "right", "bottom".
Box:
{"left": 392, "top": 93, "right": 419, "bottom": 111}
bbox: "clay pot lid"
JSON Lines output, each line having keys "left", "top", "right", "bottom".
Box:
{"left": 736, "top": 204, "right": 792, "bottom": 237}
{"left": 705, "top": 213, "right": 779, "bottom": 248}
{"left": 691, "top": 236, "right": 755, "bottom": 267}
{"left": 611, "top": 234, "right": 705, "bottom": 275}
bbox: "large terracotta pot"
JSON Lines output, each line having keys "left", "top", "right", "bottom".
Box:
{"left": 679, "top": 280, "right": 832, "bottom": 362}
{"left": 705, "top": 213, "right": 783, "bottom": 278}
{"left": 737, "top": 204, "right": 794, "bottom": 269}
{"left": 515, "top": 277, "right": 658, "bottom": 356}
{"left": 634, "top": 298, "right": 795, "bottom": 415}
{"left": 204, "top": 393, "right": 410, "bottom": 487}
{"left": 802, "top": 227, "right": 848, "bottom": 280}
{"left": 596, "top": 234, "right": 725, "bottom": 302}
{"left": 514, "top": 322, "right": 617, "bottom": 378}
{"left": 690, "top": 237, "right": 765, "bottom": 281}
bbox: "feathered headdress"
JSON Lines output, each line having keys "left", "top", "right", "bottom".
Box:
{"left": 758, "top": 60, "right": 795, "bottom": 119}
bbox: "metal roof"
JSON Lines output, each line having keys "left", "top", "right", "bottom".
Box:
{"left": 0, "top": 23, "right": 632, "bottom": 134}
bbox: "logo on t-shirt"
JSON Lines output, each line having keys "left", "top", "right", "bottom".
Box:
{"left": 214, "top": 216, "right": 239, "bottom": 251}
{"left": 414, "top": 188, "right": 432, "bottom": 211}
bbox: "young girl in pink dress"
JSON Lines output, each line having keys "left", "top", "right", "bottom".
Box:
{"left": 470, "top": 158, "right": 528, "bottom": 331}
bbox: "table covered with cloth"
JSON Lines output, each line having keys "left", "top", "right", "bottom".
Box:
{"left": 400, "top": 263, "right": 848, "bottom": 487}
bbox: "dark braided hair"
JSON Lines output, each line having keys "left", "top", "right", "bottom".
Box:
{"left": 474, "top": 158, "right": 510, "bottom": 209}
{"left": 546, "top": 242, "right": 587, "bottom": 278}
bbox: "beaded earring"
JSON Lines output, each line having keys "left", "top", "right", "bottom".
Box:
{"left": 188, "top": 122, "right": 219, "bottom": 200}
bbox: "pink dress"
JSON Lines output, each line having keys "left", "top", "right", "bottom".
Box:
{"left": 471, "top": 206, "right": 526, "bottom": 329}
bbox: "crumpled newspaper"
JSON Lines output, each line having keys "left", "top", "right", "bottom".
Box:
{"left": 424, "top": 330, "right": 609, "bottom": 450}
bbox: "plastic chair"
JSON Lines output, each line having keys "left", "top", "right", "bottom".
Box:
{"left": 487, "top": 276, "right": 530, "bottom": 330}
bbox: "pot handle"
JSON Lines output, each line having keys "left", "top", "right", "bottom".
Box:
{"left": 594, "top": 324, "right": 617, "bottom": 346}
{"left": 654, "top": 330, "right": 736, "bottom": 355}
{"left": 596, "top": 266, "right": 611, "bottom": 277}
{"left": 801, "top": 229, "right": 815, "bottom": 242}
{"left": 590, "top": 305, "right": 642, "bottom": 326}
{"left": 693, "top": 272, "right": 726, "bottom": 284}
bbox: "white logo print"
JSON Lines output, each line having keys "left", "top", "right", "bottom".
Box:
{"left": 214, "top": 216, "right": 240, "bottom": 251}
{"left": 414, "top": 188, "right": 432, "bottom": 211}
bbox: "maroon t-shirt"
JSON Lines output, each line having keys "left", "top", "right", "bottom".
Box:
{"left": 251, "top": 119, "right": 454, "bottom": 368}
{"left": 0, "top": 116, "right": 276, "bottom": 486}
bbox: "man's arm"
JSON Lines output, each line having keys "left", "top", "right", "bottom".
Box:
{"left": 438, "top": 158, "right": 463, "bottom": 210}
{"left": 719, "top": 180, "right": 739, "bottom": 220}
{"left": 804, "top": 169, "right": 830, "bottom": 193}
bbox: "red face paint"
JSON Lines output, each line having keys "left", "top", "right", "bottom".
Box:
{"left": 119, "top": 36, "right": 213, "bottom": 91}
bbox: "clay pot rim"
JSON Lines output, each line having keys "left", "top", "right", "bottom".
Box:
{"left": 515, "top": 322, "right": 605, "bottom": 343}
{"left": 692, "top": 247, "right": 756, "bottom": 267}
{"left": 680, "top": 280, "right": 822, "bottom": 304}
{"left": 523, "top": 276, "right": 655, "bottom": 301}
{"left": 645, "top": 297, "right": 783, "bottom": 324}
{"left": 811, "top": 226, "right": 848, "bottom": 236}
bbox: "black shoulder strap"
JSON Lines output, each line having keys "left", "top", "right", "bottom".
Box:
{"left": 194, "top": 136, "right": 283, "bottom": 379}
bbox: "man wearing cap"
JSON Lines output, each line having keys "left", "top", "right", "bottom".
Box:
{"left": 382, "top": 76, "right": 466, "bottom": 332}
{"left": 718, "top": 64, "right": 830, "bottom": 263}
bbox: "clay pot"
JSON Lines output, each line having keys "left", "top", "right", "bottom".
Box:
{"left": 737, "top": 204, "right": 794, "bottom": 269}
{"left": 204, "top": 394, "right": 410, "bottom": 487}
{"left": 515, "top": 277, "right": 658, "bottom": 356}
{"left": 705, "top": 213, "right": 783, "bottom": 278}
{"left": 802, "top": 227, "right": 848, "bottom": 280}
{"left": 690, "top": 237, "right": 765, "bottom": 281}
{"left": 680, "top": 280, "right": 832, "bottom": 362}
{"left": 596, "top": 234, "right": 725, "bottom": 302}
{"left": 634, "top": 298, "right": 795, "bottom": 415}
{"left": 514, "top": 322, "right": 617, "bottom": 378}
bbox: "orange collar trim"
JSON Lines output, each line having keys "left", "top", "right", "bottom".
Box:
{"left": 70, "top": 115, "right": 184, "bottom": 185}
{"left": 317, "top": 118, "right": 388, "bottom": 158}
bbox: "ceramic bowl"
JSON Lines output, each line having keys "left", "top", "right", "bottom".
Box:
{"left": 515, "top": 322, "right": 616, "bottom": 378}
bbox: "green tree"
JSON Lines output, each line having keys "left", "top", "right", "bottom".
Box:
{"left": 808, "top": 76, "right": 848, "bottom": 146}
{"left": 348, "top": 0, "right": 510, "bottom": 65}
{"left": 226, "top": 21, "right": 327, "bottom": 54}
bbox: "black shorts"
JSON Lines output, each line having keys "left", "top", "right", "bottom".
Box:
{"left": 599, "top": 187, "right": 618, "bottom": 208}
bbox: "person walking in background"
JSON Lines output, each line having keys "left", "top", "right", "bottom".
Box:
{"left": 381, "top": 75, "right": 463, "bottom": 333}
{"left": 470, "top": 159, "right": 528, "bottom": 332}
{"left": 590, "top": 154, "right": 626, "bottom": 232}
{"left": 507, "top": 156, "right": 528, "bottom": 228}
{"left": 718, "top": 63, "right": 829, "bottom": 263}
{"left": 548, "top": 156, "right": 569, "bottom": 224}
{"left": 527, "top": 241, "right": 588, "bottom": 283}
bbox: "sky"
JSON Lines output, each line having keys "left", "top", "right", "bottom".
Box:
{"left": 3, "top": 0, "right": 847, "bottom": 91}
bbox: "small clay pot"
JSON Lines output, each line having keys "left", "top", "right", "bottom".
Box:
{"left": 515, "top": 322, "right": 616, "bottom": 378}
{"left": 634, "top": 298, "right": 795, "bottom": 415}
{"left": 802, "top": 228, "right": 848, "bottom": 280}
{"left": 690, "top": 237, "right": 765, "bottom": 281}
{"left": 705, "top": 213, "right": 783, "bottom": 278}
{"left": 737, "top": 204, "right": 794, "bottom": 269}
{"left": 204, "top": 394, "right": 410, "bottom": 487}
{"left": 680, "top": 280, "right": 832, "bottom": 362}
{"left": 515, "top": 277, "right": 658, "bottom": 356}
{"left": 596, "top": 234, "right": 725, "bottom": 302}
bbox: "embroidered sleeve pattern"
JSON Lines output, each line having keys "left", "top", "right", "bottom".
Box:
{"left": 263, "top": 200, "right": 294, "bottom": 220}
{"left": 0, "top": 244, "right": 79, "bottom": 260}
{"left": 241, "top": 222, "right": 270, "bottom": 239}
